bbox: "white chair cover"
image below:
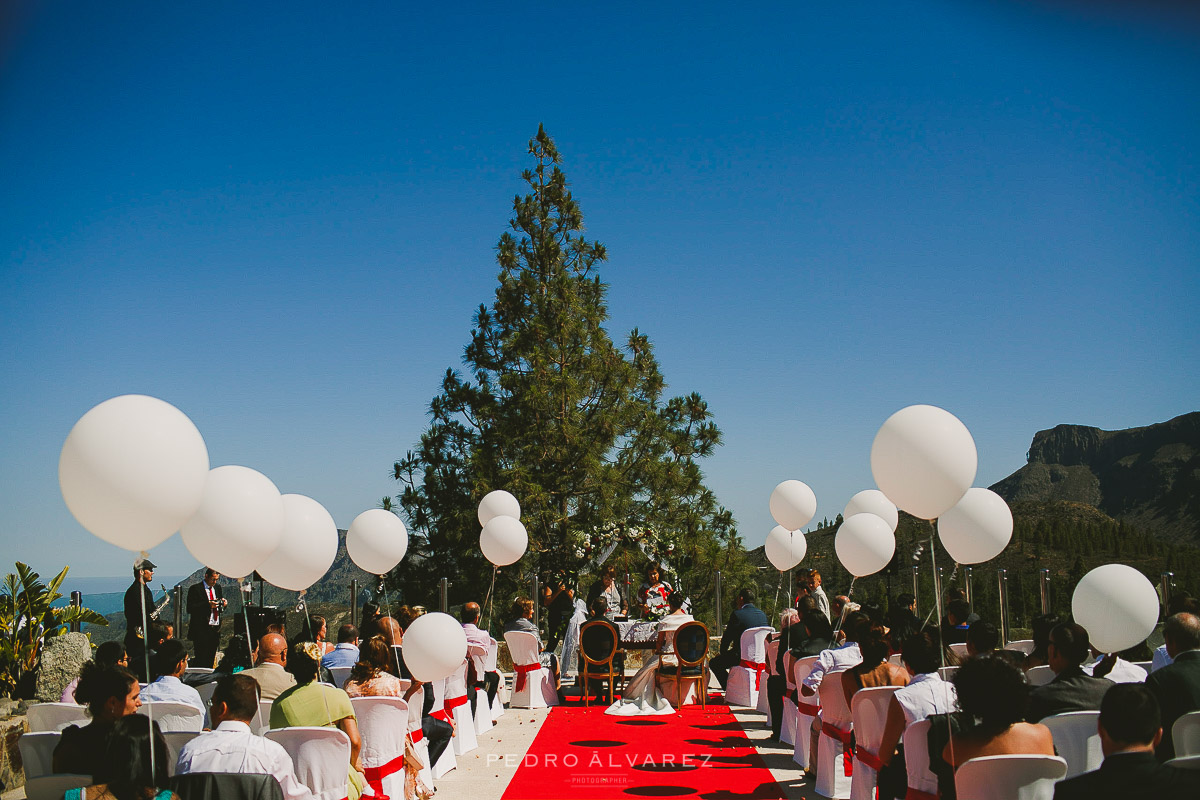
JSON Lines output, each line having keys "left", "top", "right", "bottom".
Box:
{"left": 955, "top": 754, "right": 1067, "bottom": 800}
{"left": 470, "top": 644, "right": 494, "bottom": 735}
{"left": 17, "top": 732, "right": 60, "bottom": 779}
{"left": 251, "top": 699, "right": 274, "bottom": 735}
{"left": 351, "top": 696, "right": 412, "bottom": 800}
{"left": 486, "top": 637, "right": 506, "bottom": 720}
{"left": 196, "top": 681, "right": 218, "bottom": 711}
{"left": 162, "top": 730, "right": 200, "bottom": 777}
{"left": 26, "top": 702, "right": 89, "bottom": 733}
{"left": 850, "top": 686, "right": 901, "bottom": 800}
{"left": 23, "top": 774, "right": 91, "bottom": 800}
{"left": 137, "top": 700, "right": 204, "bottom": 732}
{"left": 443, "top": 659, "right": 479, "bottom": 755}
{"left": 1026, "top": 665, "right": 1056, "bottom": 686}
{"left": 1173, "top": 710, "right": 1200, "bottom": 757}
{"left": 780, "top": 651, "right": 798, "bottom": 746}
{"left": 503, "top": 630, "right": 558, "bottom": 709}
{"left": 948, "top": 643, "right": 969, "bottom": 658}
{"left": 725, "top": 626, "right": 773, "bottom": 708}
{"left": 791, "top": 655, "right": 820, "bottom": 770}
{"left": 888, "top": 653, "right": 903, "bottom": 665}
{"left": 1042, "top": 710, "right": 1102, "bottom": 778}
{"left": 937, "top": 666, "right": 959, "bottom": 681}
{"left": 903, "top": 718, "right": 938, "bottom": 800}
{"left": 329, "top": 666, "right": 352, "bottom": 688}
{"left": 1005, "top": 639, "right": 1036, "bottom": 655}
{"left": 1166, "top": 754, "right": 1200, "bottom": 770}
{"left": 401, "top": 682, "right": 435, "bottom": 792}
{"left": 265, "top": 726, "right": 351, "bottom": 800}
{"left": 757, "top": 638, "right": 780, "bottom": 717}
{"left": 816, "top": 671, "right": 854, "bottom": 799}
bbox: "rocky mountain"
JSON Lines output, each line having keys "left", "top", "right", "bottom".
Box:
{"left": 989, "top": 412, "right": 1200, "bottom": 544}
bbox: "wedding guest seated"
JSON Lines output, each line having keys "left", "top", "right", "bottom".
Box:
{"left": 271, "top": 644, "right": 367, "bottom": 800}
{"left": 766, "top": 608, "right": 802, "bottom": 740}
{"left": 322, "top": 624, "right": 361, "bottom": 669}
{"left": 290, "top": 613, "right": 333, "bottom": 657}
{"left": 1028, "top": 622, "right": 1112, "bottom": 722}
{"left": 64, "top": 714, "right": 178, "bottom": 800}
{"left": 240, "top": 633, "right": 297, "bottom": 702}
{"left": 1151, "top": 596, "right": 1199, "bottom": 672}
{"left": 184, "top": 634, "right": 254, "bottom": 689}
{"left": 586, "top": 566, "right": 625, "bottom": 621}
{"left": 1083, "top": 647, "right": 1147, "bottom": 684}
{"left": 943, "top": 600, "right": 973, "bottom": 645}
{"left": 831, "top": 594, "right": 856, "bottom": 623}
{"left": 53, "top": 664, "right": 141, "bottom": 778}
{"left": 176, "top": 674, "right": 314, "bottom": 800}
{"left": 965, "top": 620, "right": 999, "bottom": 659}
{"left": 544, "top": 577, "right": 577, "bottom": 652}
{"left": 801, "top": 610, "right": 868, "bottom": 697}
{"left": 1146, "top": 611, "right": 1200, "bottom": 761}
{"left": 139, "top": 639, "right": 206, "bottom": 715}
{"left": 461, "top": 602, "right": 499, "bottom": 710}
{"left": 887, "top": 593, "right": 918, "bottom": 633}
{"left": 710, "top": 587, "right": 769, "bottom": 689}
{"left": 943, "top": 655, "right": 1055, "bottom": 769}
{"left": 377, "top": 615, "right": 455, "bottom": 769}
{"left": 358, "top": 602, "right": 384, "bottom": 641}
{"left": 792, "top": 609, "right": 833, "bottom": 659}
{"left": 344, "top": 634, "right": 421, "bottom": 713}
{"left": 1023, "top": 613, "right": 1060, "bottom": 671}
{"left": 842, "top": 623, "right": 910, "bottom": 709}
{"left": 504, "top": 597, "right": 561, "bottom": 690}
{"left": 1052, "top": 683, "right": 1200, "bottom": 799}
{"left": 62, "top": 641, "right": 128, "bottom": 703}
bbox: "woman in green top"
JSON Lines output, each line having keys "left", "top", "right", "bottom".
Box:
{"left": 271, "top": 642, "right": 368, "bottom": 800}
{"left": 64, "top": 714, "right": 178, "bottom": 800}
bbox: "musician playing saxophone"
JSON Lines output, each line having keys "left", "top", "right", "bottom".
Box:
{"left": 123, "top": 558, "right": 160, "bottom": 680}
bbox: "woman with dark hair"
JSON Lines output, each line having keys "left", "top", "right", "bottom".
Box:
{"left": 358, "top": 602, "right": 383, "bottom": 640}
{"left": 53, "top": 664, "right": 141, "bottom": 778}
{"left": 62, "top": 641, "right": 128, "bottom": 703}
{"left": 216, "top": 633, "right": 253, "bottom": 673}
{"left": 504, "top": 597, "right": 560, "bottom": 688}
{"left": 637, "top": 563, "right": 673, "bottom": 619}
{"left": 344, "top": 635, "right": 407, "bottom": 698}
{"left": 793, "top": 609, "right": 833, "bottom": 658}
{"left": 842, "top": 624, "right": 910, "bottom": 709}
{"left": 586, "top": 565, "right": 625, "bottom": 620}
{"left": 1023, "top": 613, "right": 1061, "bottom": 670}
{"left": 64, "top": 714, "right": 178, "bottom": 800}
{"left": 606, "top": 591, "right": 692, "bottom": 716}
{"left": 943, "top": 654, "right": 1054, "bottom": 768}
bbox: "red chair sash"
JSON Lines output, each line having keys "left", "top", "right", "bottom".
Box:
{"left": 514, "top": 662, "right": 541, "bottom": 692}
{"left": 797, "top": 702, "right": 820, "bottom": 717}
{"left": 854, "top": 746, "right": 884, "bottom": 772}
{"left": 820, "top": 721, "right": 854, "bottom": 777}
{"left": 740, "top": 659, "right": 767, "bottom": 691}
{"left": 409, "top": 727, "right": 423, "bottom": 743}
{"left": 443, "top": 693, "right": 470, "bottom": 713}
{"left": 363, "top": 751, "right": 404, "bottom": 799}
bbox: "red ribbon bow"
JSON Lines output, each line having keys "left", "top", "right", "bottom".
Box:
{"left": 740, "top": 659, "right": 767, "bottom": 691}
{"left": 820, "top": 721, "right": 854, "bottom": 776}
{"left": 514, "top": 662, "right": 541, "bottom": 692}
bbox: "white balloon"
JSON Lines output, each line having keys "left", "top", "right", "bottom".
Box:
{"left": 477, "top": 490, "right": 521, "bottom": 527}
{"left": 937, "top": 488, "right": 1013, "bottom": 564}
{"left": 870, "top": 405, "right": 977, "bottom": 520}
{"left": 835, "top": 513, "right": 896, "bottom": 577}
{"left": 347, "top": 508, "right": 409, "bottom": 575}
{"left": 843, "top": 489, "right": 899, "bottom": 533}
{"left": 764, "top": 525, "right": 807, "bottom": 571}
{"left": 480, "top": 515, "right": 528, "bottom": 567}
{"left": 181, "top": 466, "right": 284, "bottom": 579}
{"left": 1072, "top": 564, "right": 1160, "bottom": 654}
{"left": 257, "top": 494, "right": 338, "bottom": 591}
{"left": 769, "top": 480, "right": 817, "bottom": 531}
{"left": 59, "top": 395, "right": 209, "bottom": 552}
{"left": 402, "top": 612, "right": 468, "bottom": 682}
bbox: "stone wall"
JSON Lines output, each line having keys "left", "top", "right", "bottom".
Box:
{"left": 35, "top": 632, "right": 91, "bottom": 703}
{"left": 0, "top": 706, "right": 28, "bottom": 793}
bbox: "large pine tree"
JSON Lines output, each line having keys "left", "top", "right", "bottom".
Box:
{"left": 389, "top": 127, "right": 745, "bottom": 613}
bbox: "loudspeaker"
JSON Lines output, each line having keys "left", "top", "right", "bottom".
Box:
{"left": 235, "top": 606, "right": 287, "bottom": 642}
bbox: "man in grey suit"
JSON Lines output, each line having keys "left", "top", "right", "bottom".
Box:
{"left": 710, "top": 587, "right": 769, "bottom": 688}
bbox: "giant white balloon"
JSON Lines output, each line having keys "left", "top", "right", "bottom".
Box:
{"left": 402, "top": 612, "right": 468, "bottom": 682}
{"left": 843, "top": 489, "right": 899, "bottom": 533}
{"left": 480, "top": 515, "right": 528, "bottom": 566}
{"left": 937, "top": 488, "right": 1013, "bottom": 564}
{"left": 870, "top": 405, "right": 977, "bottom": 520}
{"left": 59, "top": 395, "right": 209, "bottom": 552}
{"left": 257, "top": 494, "right": 338, "bottom": 591}
{"left": 769, "top": 480, "right": 817, "bottom": 531}
{"left": 181, "top": 466, "right": 284, "bottom": 578}
{"left": 765, "top": 525, "right": 807, "bottom": 571}
{"left": 835, "top": 513, "right": 896, "bottom": 577}
{"left": 1072, "top": 564, "right": 1160, "bottom": 654}
{"left": 347, "top": 508, "right": 409, "bottom": 575}
{"left": 477, "top": 490, "right": 521, "bottom": 527}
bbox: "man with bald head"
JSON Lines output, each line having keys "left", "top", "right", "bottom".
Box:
{"left": 1146, "top": 612, "right": 1200, "bottom": 761}
{"left": 462, "top": 602, "right": 498, "bottom": 710}
{"left": 240, "top": 633, "right": 297, "bottom": 701}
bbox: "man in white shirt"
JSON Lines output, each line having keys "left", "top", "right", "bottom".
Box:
{"left": 176, "top": 674, "right": 314, "bottom": 800}
{"left": 140, "top": 639, "right": 206, "bottom": 715}
{"left": 801, "top": 610, "right": 867, "bottom": 696}
{"left": 461, "top": 601, "right": 498, "bottom": 711}
{"left": 808, "top": 570, "right": 831, "bottom": 622}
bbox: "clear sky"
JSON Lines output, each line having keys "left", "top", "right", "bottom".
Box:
{"left": 2, "top": 2, "right": 1197, "bottom": 580}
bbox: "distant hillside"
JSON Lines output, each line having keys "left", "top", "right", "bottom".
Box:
{"left": 989, "top": 412, "right": 1200, "bottom": 544}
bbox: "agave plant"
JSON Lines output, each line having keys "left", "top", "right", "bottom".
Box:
{"left": 0, "top": 562, "right": 108, "bottom": 698}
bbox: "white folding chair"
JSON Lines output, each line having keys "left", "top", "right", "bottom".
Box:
{"left": 1005, "top": 639, "right": 1036, "bottom": 655}
{"left": 183, "top": 667, "right": 215, "bottom": 679}
{"left": 26, "top": 702, "right": 89, "bottom": 732}
{"left": 18, "top": 732, "right": 61, "bottom": 779}
{"left": 1026, "top": 665, "right": 1056, "bottom": 686}
{"left": 265, "top": 726, "right": 351, "bottom": 800}
{"left": 1173, "top": 710, "right": 1200, "bottom": 757}
{"left": 791, "top": 655, "right": 820, "bottom": 770}
{"left": 162, "top": 730, "right": 200, "bottom": 777}
{"left": 937, "top": 666, "right": 959, "bottom": 681}
{"left": 949, "top": 643, "right": 969, "bottom": 658}
{"left": 903, "top": 718, "right": 938, "bottom": 800}
{"left": 487, "top": 637, "right": 506, "bottom": 720}
{"left": 816, "top": 671, "right": 854, "bottom": 799}
{"left": 328, "top": 666, "right": 352, "bottom": 688}
{"left": 725, "top": 626, "right": 773, "bottom": 708}
{"left": 443, "top": 659, "right": 479, "bottom": 755}
{"left": 1166, "top": 754, "right": 1200, "bottom": 770}
{"left": 427, "top": 678, "right": 458, "bottom": 778}
{"left": 251, "top": 699, "right": 274, "bottom": 735}
{"left": 469, "top": 648, "right": 494, "bottom": 736}
{"left": 1041, "top": 710, "right": 1102, "bottom": 778}
{"left": 887, "top": 653, "right": 903, "bottom": 665}
{"left": 756, "top": 638, "right": 780, "bottom": 718}
{"left": 23, "top": 774, "right": 91, "bottom": 800}
{"left": 401, "top": 682, "right": 435, "bottom": 793}
{"left": 503, "top": 630, "right": 558, "bottom": 708}
{"left": 780, "top": 650, "right": 798, "bottom": 746}
{"left": 351, "top": 696, "right": 410, "bottom": 800}
{"left": 850, "top": 686, "right": 901, "bottom": 800}
{"left": 955, "top": 754, "right": 1067, "bottom": 800}
{"left": 137, "top": 700, "right": 204, "bottom": 732}
{"left": 1132, "top": 660, "right": 1153, "bottom": 673}
{"left": 195, "top": 681, "right": 218, "bottom": 711}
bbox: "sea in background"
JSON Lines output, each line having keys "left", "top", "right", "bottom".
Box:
{"left": 51, "top": 574, "right": 190, "bottom": 617}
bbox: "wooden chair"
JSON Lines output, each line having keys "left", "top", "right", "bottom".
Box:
{"left": 658, "top": 621, "right": 709, "bottom": 708}
{"left": 580, "top": 619, "right": 620, "bottom": 706}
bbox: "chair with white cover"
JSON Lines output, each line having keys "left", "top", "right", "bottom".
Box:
{"left": 1166, "top": 754, "right": 1200, "bottom": 769}
{"left": 183, "top": 666, "right": 215, "bottom": 680}
{"left": 1041, "top": 710, "right": 1102, "bottom": 778}
{"left": 937, "top": 666, "right": 959, "bottom": 681}
{"left": 442, "top": 659, "right": 479, "bottom": 755}
{"left": 1005, "top": 639, "right": 1036, "bottom": 655}
{"left": 780, "top": 650, "right": 798, "bottom": 746}
{"left": 195, "top": 681, "right": 218, "bottom": 711}
{"left": 26, "top": 702, "right": 89, "bottom": 732}
{"left": 328, "top": 666, "right": 352, "bottom": 688}
{"left": 1173, "top": 710, "right": 1200, "bottom": 757}
{"left": 401, "top": 682, "right": 436, "bottom": 793}
{"left": 756, "top": 638, "right": 780, "bottom": 718}
{"left": 162, "top": 730, "right": 200, "bottom": 776}
{"left": 351, "top": 696, "right": 411, "bottom": 800}
{"left": 1026, "top": 665, "right": 1056, "bottom": 687}
{"left": 486, "top": 637, "right": 506, "bottom": 721}
{"left": 1132, "top": 660, "right": 1153, "bottom": 673}
{"left": 138, "top": 701, "right": 204, "bottom": 732}
{"left": 948, "top": 643, "right": 969, "bottom": 659}
{"left": 791, "top": 656, "right": 820, "bottom": 770}
{"left": 503, "top": 630, "right": 558, "bottom": 709}
{"left": 250, "top": 699, "right": 274, "bottom": 735}
{"left": 23, "top": 775, "right": 91, "bottom": 800}
{"left": 887, "top": 653, "right": 903, "bottom": 666}
{"left": 427, "top": 678, "right": 458, "bottom": 779}
{"left": 955, "top": 754, "right": 1067, "bottom": 800}
{"left": 725, "top": 626, "right": 774, "bottom": 708}
{"left": 850, "top": 686, "right": 902, "bottom": 800}
{"left": 18, "top": 732, "right": 60, "bottom": 779}
{"left": 816, "top": 671, "right": 855, "bottom": 799}
{"left": 265, "top": 726, "right": 351, "bottom": 800}
{"left": 902, "top": 718, "right": 938, "bottom": 800}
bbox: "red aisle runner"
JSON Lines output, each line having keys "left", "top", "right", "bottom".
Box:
{"left": 501, "top": 702, "right": 785, "bottom": 800}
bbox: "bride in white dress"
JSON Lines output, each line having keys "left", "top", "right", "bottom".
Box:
{"left": 606, "top": 592, "right": 692, "bottom": 716}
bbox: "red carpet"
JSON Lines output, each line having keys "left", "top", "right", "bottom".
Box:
{"left": 501, "top": 701, "right": 785, "bottom": 800}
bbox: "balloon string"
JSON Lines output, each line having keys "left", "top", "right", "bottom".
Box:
{"left": 926, "top": 522, "right": 957, "bottom": 776}
{"left": 136, "top": 552, "right": 156, "bottom": 782}
{"left": 831, "top": 577, "right": 857, "bottom": 639}
{"left": 483, "top": 566, "right": 498, "bottom": 632}
{"left": 771, "top": 570, "right": 783, "bottom": 621}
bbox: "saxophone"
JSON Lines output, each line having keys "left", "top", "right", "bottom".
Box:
{"left": 135, "top": 584, "right": 173, "bottom": 640}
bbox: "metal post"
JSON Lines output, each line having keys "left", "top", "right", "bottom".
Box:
{"left": 911, "top": 565, "right": 920, "bottom": 619}
{"left": 714, "top": 570, "right": 723, "bottom": 636}
{"left": 439, "top": 578, "right": 449, "bottom": 614}
{"left": 531, "top": 574, "right": 540, "bottom": 632}
{"left": 70, "top": 591, "right": 82, "bottom": 633}
{"left": 350, "top": 579, "right": 359, "bottom": 628}
{"left": 931, "top": 556, "right": 944, "bottom": 625}
{"left": 1039, "top": 569, "right": 1052, "bottom": 615}
{"left": 173, "top": 586, "right": 183, "bottom": 636}
{"left": 787, "top": 571, "right": 793, "bottom": 609}
{"left": 964, "top": 567, "right": 973, "bottom": 611}
{"left": 1161, "top": 572, "right": 1174, "bottom": 615}
{"left": 997, "top": 569, "right": 1010, "bottom": 647}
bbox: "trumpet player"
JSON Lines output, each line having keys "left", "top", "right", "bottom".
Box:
{"left": 188, "top": 567, "right": 227, "bottom": 668}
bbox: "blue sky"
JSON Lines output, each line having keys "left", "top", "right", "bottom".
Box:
{"left": 2, "top": 2, "right": 1197, "bottom": 581}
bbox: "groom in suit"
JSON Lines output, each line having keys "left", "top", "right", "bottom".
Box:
{"left": 710, "top": 587, "right": 769, "bottom": 688}
{"left": 187, "top": 568, "right": 225, "bottom": 668}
